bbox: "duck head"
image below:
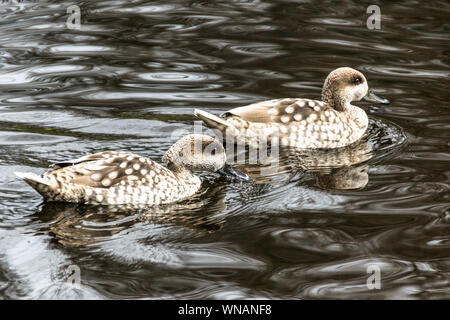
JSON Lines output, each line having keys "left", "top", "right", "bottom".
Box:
{"left": 163, "top": 134, "right": 251, "bottom": 181}
{"left": 321, "top": 67, "right": 389, "bottom": 111}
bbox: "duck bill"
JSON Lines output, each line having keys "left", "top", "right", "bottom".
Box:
{"left": 217, "top": 163, "right": 252, "bottom": 182}
{"left": 363, "top": 89, "right": 390, "bottom": 104}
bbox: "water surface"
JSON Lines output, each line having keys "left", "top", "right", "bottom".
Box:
{"left": 0, "top": 0, "right": 449, "bottom": 299}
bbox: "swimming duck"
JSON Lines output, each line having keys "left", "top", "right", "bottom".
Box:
{"left": 15, "top": 134, "right": 250, "bottom": 205}
{"left": 194, "top": 67, "right": 389, "bottom": 149}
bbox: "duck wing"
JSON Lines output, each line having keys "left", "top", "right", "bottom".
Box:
{"left": 221, "top": 98, "right": 328, "bottom": 124}
{"left": 45, "top": 151, "right": 169, "bottom": 188}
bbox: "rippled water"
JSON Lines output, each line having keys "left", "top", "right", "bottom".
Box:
{"left": 0, "top": 0, "right": 449, "bottom": 299}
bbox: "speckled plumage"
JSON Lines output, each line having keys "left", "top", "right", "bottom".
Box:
{"left": 15, "top": 134, "right": 234, "bottom": 205}
{"left": 195, "top": 67, "right": 388, "bottom": 149}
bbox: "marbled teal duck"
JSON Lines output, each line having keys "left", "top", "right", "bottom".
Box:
{"left": 195, "top": 67, "right": 389, "bottom": 149}
{"left": 15, "top": 134, "right": 250, "bottom": 205}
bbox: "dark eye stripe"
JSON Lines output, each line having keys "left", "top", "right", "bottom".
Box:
{"left": 201, "top": 141, "right": 222, "bottom": 155}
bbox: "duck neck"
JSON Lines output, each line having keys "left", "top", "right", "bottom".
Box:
{"left": 166, "top": 162, "right": 198, "bottom": 184}
{"left": 322, "top": 88, "right": 368, "bottom": 130}
{"left": 321, "top": 89, "right": 348, "bottom": 112}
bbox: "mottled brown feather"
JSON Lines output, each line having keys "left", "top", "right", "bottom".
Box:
{"left": 45, "top": 151, "right": 169, "bottom": 188}
{"left": 222, "top": 98, "right": 326, "bottom": 124}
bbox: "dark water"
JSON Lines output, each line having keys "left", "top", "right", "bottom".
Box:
{"left": 0, "top": 0, "right": 449, "bottom": 299}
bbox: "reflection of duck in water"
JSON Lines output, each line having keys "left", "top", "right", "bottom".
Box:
{"left": 316, "top": 165, "right": 368, "bottom": 190}
{"left": 232, "top": 137, "right": 373, "bottom": 190}
{"left": 195, "top": 67, "right": 389, "bottom": 149}
{"left": 288, "top": 142, "right": 371, "bottom": 190}
{"left": 37, "top": 184, "right": 228, "bottom": 247}
{"left": 15, "top": 134, "right": 250, "bottom": 205}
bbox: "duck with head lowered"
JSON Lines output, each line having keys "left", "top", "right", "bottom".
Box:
{"left": 195, "top": 67, "right": 389, "bottom": 149}
{"left": 15, "top": 134, "right": 251, "bottom": 205}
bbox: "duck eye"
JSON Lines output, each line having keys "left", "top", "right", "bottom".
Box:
{"left": 211, "top": 148, "right": 217, "bottom": 155}
{"left": 353, "top": 76, "right": 362, "bottom": 84}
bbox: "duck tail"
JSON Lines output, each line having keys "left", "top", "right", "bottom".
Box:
{"left": 194, "top": 109, "right": 231, "bottom": 131}
{"left": 14, "top": 172, "right": 55, "bottom": 200}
